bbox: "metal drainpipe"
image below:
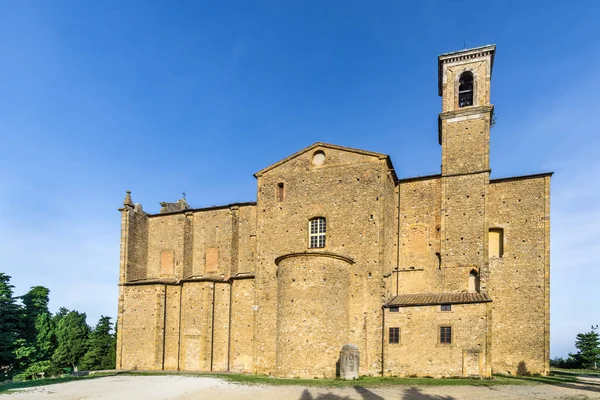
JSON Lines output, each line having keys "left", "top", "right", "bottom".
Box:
{"left": 227, "top": 279, "right": 233, "bottom": 372}
{"left": 396, "top": 183, "right": 402, "bottom": 295}
{"left": 162, "top": 285, "right": 167, "bottom": 370}
{"left": 381, "top": 305, "right": 385, "bottom": 377}
{"left": 177, "top": 284, "right": 183, "bottom": 371}
{"left": 210, "top": 281, "right": 216, "bottom": 371}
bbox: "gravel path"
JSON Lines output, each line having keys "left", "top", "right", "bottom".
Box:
{"left": 5, "top": 375, "right": 600, "bottom": 400}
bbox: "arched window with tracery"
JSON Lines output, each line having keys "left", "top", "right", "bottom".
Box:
{"left": 309, "top": 217, "right": 326, "bottom": 248}
{"left": 458, "top": 71, "right": 474, "bottom": 107}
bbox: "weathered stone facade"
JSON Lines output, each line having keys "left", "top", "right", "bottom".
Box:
{"left": 116, "top": 45, "right": 551, "bottom": 378}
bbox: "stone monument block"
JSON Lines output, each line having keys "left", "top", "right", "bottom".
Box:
{"left": 339, "top": 344, "right": 359, "bottom": 380}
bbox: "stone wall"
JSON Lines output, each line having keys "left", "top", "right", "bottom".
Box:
{"left": 229, "top": 278, "right": 255, "bottom": 372}
{"left": 254, "top": 145, "right": 395, "bottom": 376}
{"left": 487, "top": 175, "right": 550, "bottom": 375}
{"left": 117, "top": 203, "right": 257, "bottom": 373}
{"left": 118, "top": 285, "right": 165, "bottom": 370}
{"left": 394, "top": 177, "right": 442, "bottom": 296}
{"left": 440, "top": 172, "right": 488, "bottom": 292}
{"left": 147, "top": 215, "right": 185, "bottom": 279}
{"left": 384, "top": 303, "right": 489, "bottom": 377}
{"left": 275, "top": 254, "right": 351, "bottom": 378}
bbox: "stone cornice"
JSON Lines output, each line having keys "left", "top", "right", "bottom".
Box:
{"left": 438, "top": 105, "right": 494, "bottom": 145}
{"left": 274, "top": 251, "right": 355, "bottom": 266}
{"left": 490, "top": 172, "right": 554, "bottom": 183}
{"left": 253, "top": 142, "right": 398, "bottom": 182}
{"left": 438, "top": 45, "right": 496, "bottom": 96}
{"left": 439, "top": 105, "right": 494, "bottom": 120}
{"left": 120, "top": 273, "right": 255, "bottom": 286}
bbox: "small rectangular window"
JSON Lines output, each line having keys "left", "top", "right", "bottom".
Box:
{"left": 441, "top": 304, "right": 451, "bottom": 312}
{"left": 389, "top": 307, "right": 399, "bottom": 313}
{"left": 440, "top": 326, "right": 452, "bottom": 344}
{"left": 277, "top": 182, "right": 284, "bottom": 202}
{"left": 389, "top": 327, "right": 400, "bottom": 344}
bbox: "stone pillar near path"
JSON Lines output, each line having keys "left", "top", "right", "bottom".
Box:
{"left": 339, "top": 344, "right": 359, "bottom": 380}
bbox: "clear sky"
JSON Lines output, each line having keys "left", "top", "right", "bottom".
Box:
{"left": 1, "top": 1, "right": 598, "bottom": 359}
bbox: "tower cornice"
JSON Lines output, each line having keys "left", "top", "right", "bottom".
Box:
{"left": 438, "top": 45, "right": 496, "bottom": 96}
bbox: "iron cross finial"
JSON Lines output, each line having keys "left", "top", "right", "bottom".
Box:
{"left": 182, "top": 191, "right": 187, "bottom": 200}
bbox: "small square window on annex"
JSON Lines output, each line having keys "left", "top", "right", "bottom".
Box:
{"left": 440, "top": 326, "right": 452, "bottom": 345}
{"left": 389, "top": 327, "right": 400, "bottom": 344}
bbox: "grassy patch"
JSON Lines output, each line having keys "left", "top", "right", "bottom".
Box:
{"left": 552, "top": 368, "right": 600, "bottom": 377}
{"left": 124, "top": 371, "right": 532, "bottom": 387}
{"left": 498, "top": 370, "right": 600, "bottom": 390}
{"left": 0, "top": 372, "right": 118, "bottom": 395}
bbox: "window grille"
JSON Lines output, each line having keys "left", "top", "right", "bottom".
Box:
{"left": 389, "top": 327, "right": 400, "bottom": 344}
{"left": 440, "top": 326, "right": 452, "bottom": 344}
{"left": 309, "top": 217, "right": 326, "bottom": 248}
{"left": 441, "top": 304, "right": 451, "bottom": 312}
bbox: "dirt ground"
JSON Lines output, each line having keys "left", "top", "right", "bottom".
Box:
{"left": 5, "top": 375, "right": 600, "bottom": 400}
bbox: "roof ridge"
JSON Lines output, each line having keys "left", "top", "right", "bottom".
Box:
{"left": 253, "top": 142, "right": 393, "bottom": 178}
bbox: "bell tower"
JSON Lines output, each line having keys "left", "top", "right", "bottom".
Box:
{"left": 438, "top": 45, "right": 495, "bottom": 175}
{"left": 437, "top": 45, "right": 495, "bottom": 291}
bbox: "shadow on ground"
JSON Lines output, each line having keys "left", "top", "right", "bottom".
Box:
{"left": 299, "top": 386, "right": 455, "bottom": 400}
{"left": 503, "top": 372, "right": 600, "bottom": 396}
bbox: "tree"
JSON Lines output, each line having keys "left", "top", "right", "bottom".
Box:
{"left": 570, "top": 329, "right": 600, "bottom": 369}
{"left": 20, "top": 286, "right": 50, "bottom": 345}
{"left": 34, "top": 312, "right": 57, "bottom": 361}
{"left": 80, "top": 316, "right": 116, "bottom": 370}
{"left": 52, "top": 307, "right": 69, "bottom": 325}
{"left": 0, "top": 273, "right": 23, "bottom": 379}
{"left": 16, "top": 312, "right": 60, "bottom": 379}
{"left": 52, "top": 311, "right": 90, "bottom": 371}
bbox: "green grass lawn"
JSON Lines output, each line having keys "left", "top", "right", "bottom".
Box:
{"left": 552, "top": 368, "right": 600, "bottom": 377}
{"left": 124, "top": 371, "right": 533, "bottom": 387}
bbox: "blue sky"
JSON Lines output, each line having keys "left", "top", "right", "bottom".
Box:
{"left": 0, "top": 1, "right": 598, "bottom": 358}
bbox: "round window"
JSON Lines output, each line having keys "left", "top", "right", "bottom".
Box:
{"left": 312, "top": 151, "right": 326, "bottom": 166}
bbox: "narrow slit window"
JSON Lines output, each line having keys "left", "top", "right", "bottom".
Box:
{"left": 489, "top": 228, "right": 504, "bottom": 258}
{"left": 440, "top": 326, "right": 452, "bottom": 344}
{"left": 309, "top": 217, "right": 326, "bottom": 248}
{"left": 458, "top": 72, "right": 474, "bottom": 107}
{"left": 277, "top": 182, "right": 284, "bottom": 202}
{"left": 389, "top": 327, "right": 400, "bottom": 344}
{"left": 389, "top": 307, "right": 399, "bottom": 313}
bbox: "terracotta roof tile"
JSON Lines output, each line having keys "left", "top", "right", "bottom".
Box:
{"left": 386, "top": 292, "right": 491, "bottom": 307}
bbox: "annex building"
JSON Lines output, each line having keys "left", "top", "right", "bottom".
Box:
{"left": 116, "top": 45, "right": 551, "bottom": 378}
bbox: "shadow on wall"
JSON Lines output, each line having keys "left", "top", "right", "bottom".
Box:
{"left": 517, "top": 361, "right": 530, "bottom": 376}
{"left": 299, "top": 386, "right": 456, "bottom": 400}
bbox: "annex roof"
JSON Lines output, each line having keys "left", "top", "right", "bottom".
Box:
{"left": 386, "top": 292, "right": 492, "bottom": 308}
{"left": 253, "top": 142, "right": 398, "bottom": 181}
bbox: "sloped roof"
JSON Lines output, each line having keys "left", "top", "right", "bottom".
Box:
{"left": 386, "top": 292, "right": 491, "bottom": 307}
{"left": 253, "top": 142, "right": 397, "bottom": 180}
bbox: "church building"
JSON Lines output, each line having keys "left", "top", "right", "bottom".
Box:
{"left": 116, "top": 45, "right": 551, "bottom": 378}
